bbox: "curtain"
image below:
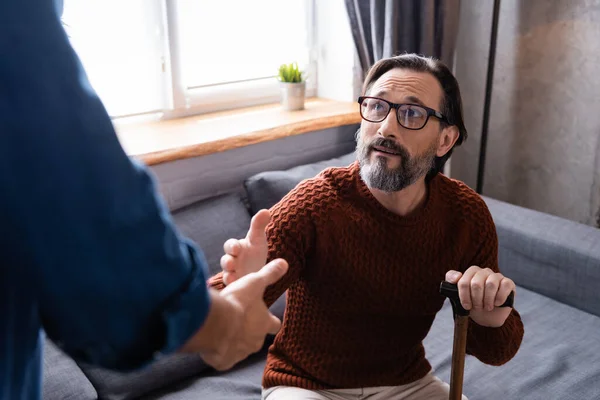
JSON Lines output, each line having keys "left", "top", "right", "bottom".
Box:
{"left": 345, "top": 0, "right": 461, "bottom": 78}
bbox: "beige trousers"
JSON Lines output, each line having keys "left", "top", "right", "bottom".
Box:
{"left": 262, "top": 373, "right": 468, "bottom": 400}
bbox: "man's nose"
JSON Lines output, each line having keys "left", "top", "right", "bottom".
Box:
{"left": 377, "top": 108, "right": 400, "bottom": 139}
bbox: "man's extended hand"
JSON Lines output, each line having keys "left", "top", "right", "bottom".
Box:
{"left": 445, "top": 266, "right": 515, "bottom": 328}
{"left": 221, "top": 209, "right": 270, "bottom": 285}
{"left": 182, "top": 259, "right": 288, "bottom": 371}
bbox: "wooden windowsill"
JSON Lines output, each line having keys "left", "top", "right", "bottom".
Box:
{"left": 114, "top": 98, "right": 361, "bottom": 166}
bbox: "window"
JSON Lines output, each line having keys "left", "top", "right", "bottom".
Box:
{"left": 62, "top": 0, "right": 315, "bottom": 119}
{"left": 62, "top": 0, "right": 165, "bottom": 117}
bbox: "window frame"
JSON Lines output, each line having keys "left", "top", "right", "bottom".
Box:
{"left": 137, "top": 0, "right": 318, "bottom": 121}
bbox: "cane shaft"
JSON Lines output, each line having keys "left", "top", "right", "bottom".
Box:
{"left": 449, "top": 316, "right": 469, "bottom": 400}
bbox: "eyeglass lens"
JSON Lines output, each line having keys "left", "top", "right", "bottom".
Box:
{"left": 360, "top": 97, "right": 428, "bottom": 129}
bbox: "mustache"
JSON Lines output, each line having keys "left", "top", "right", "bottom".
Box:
{"left": 366, "top": 137, "right": 409, "bottom": 157}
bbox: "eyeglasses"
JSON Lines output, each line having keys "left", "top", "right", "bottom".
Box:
{"left": 358, "top": 96, "right": 448, "bottom": 130}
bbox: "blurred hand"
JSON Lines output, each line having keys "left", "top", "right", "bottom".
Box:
{"left": 198, "top": 259, "right": 288, "bottom": 370}
{"left": 221, "top": 209, "right": 270, "bottom": 286}
{"left": 445, "top": 266, "right": 515, "bottom": 327}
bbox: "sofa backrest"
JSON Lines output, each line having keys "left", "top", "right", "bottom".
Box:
{"left": 484, "top": 196, "right": 600, "bottom": 318}
{"left": 244, "top": 152, "right": 357, "bottom": 213}
{"left": 171, "top": 193, "right": 252, "bottom": 276}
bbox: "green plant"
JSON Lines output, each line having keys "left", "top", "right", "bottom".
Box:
{"left": 278, "top": 62, "right": 304, "bottom": 83}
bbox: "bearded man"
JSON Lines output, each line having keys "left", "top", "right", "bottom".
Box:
{"left": 209, "top": 53, "right": 524, "bottom": 400}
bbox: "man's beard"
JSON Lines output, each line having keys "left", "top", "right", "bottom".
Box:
{"left": 357, "top": 134, "right": 438, "bottom": 193}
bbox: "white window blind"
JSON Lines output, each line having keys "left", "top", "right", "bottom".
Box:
{"left": 62, "top": 0, "right": 165, "bottom": 118}
{"left": 176, "top": 0, "right": 311, "bottom": 90}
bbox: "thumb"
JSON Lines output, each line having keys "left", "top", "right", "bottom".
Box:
{"left": 445, "top": 270, "right": 463, "bottom": 284}
{"left": 255, "top": 259, "right": 289, "bottom": 287}
{"left": 266, "top": 314, "right": 282, "bottom": 335}
{"left": 247, "top": 209, "right": 271, "bottom": 245}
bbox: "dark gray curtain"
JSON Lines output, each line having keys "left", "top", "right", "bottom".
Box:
{"left": 345, "top": 0, "right": 461, "bottom": 78}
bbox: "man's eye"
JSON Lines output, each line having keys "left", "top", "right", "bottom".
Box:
{"left": 406, "top": 107, "right": 425, "bottom": 118}
{"left": 368, "top": 101, "right": 386, "bottom": 111}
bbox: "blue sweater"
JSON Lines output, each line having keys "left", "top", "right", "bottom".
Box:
{"left": 0, "top": 1, "right": 211, "bottom": 398}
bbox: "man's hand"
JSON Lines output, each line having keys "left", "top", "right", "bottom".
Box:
{"left": 181, "top": 259, "right": 288, "bottom": 371}
{"left": 445, "top": 266, "right": 515, "bottom": 328}
{"left": 221, "top": 209, "right": 270, "bottom": 286}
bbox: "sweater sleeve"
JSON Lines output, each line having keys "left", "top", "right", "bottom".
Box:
{"left": 464, "top": 202, "right": 525, "bottom": 366}
{"left": 208, "top": 179, "right": 316, "bottom": 307}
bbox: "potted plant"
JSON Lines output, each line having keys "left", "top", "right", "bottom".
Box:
{"left": 278, "top": 62, "right": 305, "bottom": 111}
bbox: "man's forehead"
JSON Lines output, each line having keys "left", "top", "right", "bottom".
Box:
{"left": 369, "top": 69, "right": 442, "bottom": 105}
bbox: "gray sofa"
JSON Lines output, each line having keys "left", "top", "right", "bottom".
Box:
{"left": 43, "top": 150, "right": 600, "bottom": 400}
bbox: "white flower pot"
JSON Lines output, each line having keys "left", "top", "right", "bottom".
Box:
{"left": 279, "top": 81, "right": 306, "bottom": 111}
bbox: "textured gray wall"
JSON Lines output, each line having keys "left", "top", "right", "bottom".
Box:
{"left": 451, "top": 0, "right": 600, "bottom": 227}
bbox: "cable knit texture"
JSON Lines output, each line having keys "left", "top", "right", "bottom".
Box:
{"left": 209, "top": 161, "right": 524, "bottom": 390}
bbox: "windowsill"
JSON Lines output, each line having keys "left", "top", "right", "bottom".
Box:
{"left": 114, "top": 98, "right": 360, "bottom": 166}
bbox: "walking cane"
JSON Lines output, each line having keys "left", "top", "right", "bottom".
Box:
{"left": 439, "top": 281, "right": 514, "bottom": 400}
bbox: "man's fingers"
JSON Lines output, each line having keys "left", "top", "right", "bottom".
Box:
{"left": 469, "top": 268, "right": 494, "bottom": 310}
{"left": 211, "top": 359, "right": 234, "bottom": 372}
{"left": 484, "top": 273, "right": 502, "bottom": 311}
{"left": 457, "top": 266, "right": 479, "bottom": 311}
{"left": 445, "top": 270, "right": 462, "bottom": 283}
{"left": 223, "top": 272, "right": 231, "bottom": 286}
{"left": 266, "top": 314, "right": 282, "bottom": 335}
{"left": 255, "top": 259, "right": 289, "bottom": 287}
{"left": 496, "top": 277, "right": 515, "bottom": 307}
{"left": 223, "top": 271, "right": 237, "bottom": 286}
{"left": 223, "top": 239, "right": 241, "bottom": 256}
{"left": 221, "top": 254, "right": 237, "bottom": 272}
{"left": 246, "top": 209, "right": 271, "bottom": 245}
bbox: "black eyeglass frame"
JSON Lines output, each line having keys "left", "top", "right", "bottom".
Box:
{"left": 357, "top": 96, "right": 449, "bottom": 130}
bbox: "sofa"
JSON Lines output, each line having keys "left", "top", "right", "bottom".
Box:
{"left": 42, "top": 148, "right": 600, "bottom": 400}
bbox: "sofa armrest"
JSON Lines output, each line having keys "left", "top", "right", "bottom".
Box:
{"left": 483, "top": 196, "right": 600, "bottom": 318}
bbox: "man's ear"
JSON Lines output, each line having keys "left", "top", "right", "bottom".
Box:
{"left": 436, "top": 126, "right": 460, "bottom": 157}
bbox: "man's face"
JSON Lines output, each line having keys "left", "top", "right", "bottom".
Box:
{"left": 357, "top": 68, "right": 447, "bottom": 192}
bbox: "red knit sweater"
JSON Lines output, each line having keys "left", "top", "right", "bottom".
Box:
{"left": 209, "top": 162, "right": 524, "bottom": 390}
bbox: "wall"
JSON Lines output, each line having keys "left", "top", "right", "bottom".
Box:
{"left": 451, "top": 0, "right": 600, "bottom": 227}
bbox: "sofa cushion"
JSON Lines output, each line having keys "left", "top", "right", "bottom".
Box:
{"left": 42, "top": 338, "right": 97, "bottom": 400}
{"left": 79, "top": 354, "right": 207, "bottom": 400}
{"left": 141, "top": 286, "right": 600, "bottom": 400}
{"left": 244, "top": 152, "right": 356, "bottom": 213}
{"left": 172, "top": 193, "right": 252, "bottom": 276}
{"left": 424, "top": 286, "right": 600, "bottom": 400}
{"left": 143, "top": 350, "right": 267, "bottom": 400}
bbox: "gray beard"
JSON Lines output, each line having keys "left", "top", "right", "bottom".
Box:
{"left": 359, "top": 156, "right": 420, "bottom": 192}
{"left": 357, "top": 136, "right": 437, "bottom": 193}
